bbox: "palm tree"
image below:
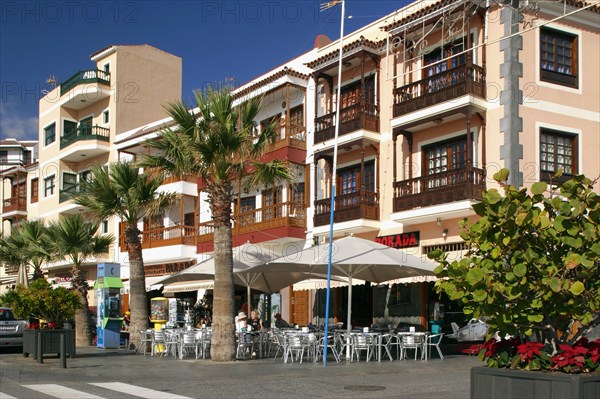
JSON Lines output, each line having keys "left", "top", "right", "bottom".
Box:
{"left": 14, "top": 220, "right": 53, "bottom": 281}
{"left": 0, "top": 232, "right": 28, "bottom": 286}
{"left": 0, "top": 221, "right": 53, "bottom": 286}
{"left": 139, "top": 87, "right": 292, "bottom": 361}
{"left": 46, "top": 214, "right": 113, "bottom": 346}
{"left": 72, "top": 162, "right": 175, "bottom": 351}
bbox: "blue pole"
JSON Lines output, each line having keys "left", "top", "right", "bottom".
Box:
{"left": 322, "top": 0, "right": 345, "bottom": 367}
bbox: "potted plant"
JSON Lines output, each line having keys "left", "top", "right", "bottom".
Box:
{"left": 429, "top": 170, "right": 600, "bottom": 398}
{"left": 0, "top": 279, "right": 81, "bottom": 358}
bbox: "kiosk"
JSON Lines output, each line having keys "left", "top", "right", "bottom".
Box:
{"left": 95, "top": 263, "right": 124, "bottom": 349}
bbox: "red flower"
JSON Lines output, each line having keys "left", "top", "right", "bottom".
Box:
{"left": 516, "top": 342, "right": 545, "bottom": 362}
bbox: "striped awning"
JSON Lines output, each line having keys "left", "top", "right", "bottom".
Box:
{"left": 292, "top": 278, "right": 366, "bottom": 291}
{"left": 162, "top": 280, "right": 214, "bottom": 293}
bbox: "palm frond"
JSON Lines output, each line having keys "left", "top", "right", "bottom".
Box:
{"left": 244, "top": 160, "right": 294, "bottom": 191}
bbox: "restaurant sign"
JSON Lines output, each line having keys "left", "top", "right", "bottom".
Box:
{"left": 375, "top": 231, "right": 420, "bottom": 249}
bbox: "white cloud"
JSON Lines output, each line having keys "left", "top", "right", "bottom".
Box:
{"left": 0, "top": 103, "right": 38, "bottom": 141}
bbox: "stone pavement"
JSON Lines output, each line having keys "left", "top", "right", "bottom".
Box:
{"left": 0, "top": 346, "right": 482, "bottom": 398}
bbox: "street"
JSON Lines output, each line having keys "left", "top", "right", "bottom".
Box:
{"left": 0, "top": 347, "right": 481, "bottom": 398}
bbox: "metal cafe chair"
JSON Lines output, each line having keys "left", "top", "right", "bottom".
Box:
{"left": 351, "top": 334, "right": 375, "bottom": 362}
{"left": 399, "top": 333, "right": 426, "bottom": 360}
{"left": 316, "top": 334, "right": 340, "bottom": 363}
{"left": 426, "top": 333, "right": 445, "bottom": 360}
{"left": 138, "top": 330, "right": 153, "bottom": 356}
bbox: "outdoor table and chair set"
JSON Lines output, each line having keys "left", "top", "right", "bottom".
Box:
{"left": 139, "top": 327, "right": 444, "bottom": 363}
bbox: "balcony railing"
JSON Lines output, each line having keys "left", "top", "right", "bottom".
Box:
{"left": 269, "top": 122, "right": 306, "bottom": 152}
{"left": 314, "top": 190, "right": 379, "bottom": 226}
{"left": 392, "top": 167, "right": 486, "bottom": 212}
{"left": 393, "top": 63, "right": 485, "bottom": 117}
{"left": 60, "top": 69, "right": 111, "bottom": 96}
{"left": 59, "top": 185, "right": 79, "bottom": 203}
{"left": 162, "top": 174, "right": 198, "bottom": 185}
{"left": 119, "top": 225, "right": 196, "bottom": 251}
{"left": 2, "top": 195, "right": 27, "bottom": 213}
{"left": 197, "top": 201, "right": 306, "bottom": 243}
{"left": 60, "top": 125, "right": 110, "bottom": 149}
{"left": 314, "top": 102, "right": 379, "bottom": 144}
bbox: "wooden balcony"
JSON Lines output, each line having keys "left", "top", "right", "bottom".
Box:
{"left": 60, "top": 125, "right": 110, "bottom": 149}
{"left": 314, "top": 103, "right": 379, "bottom": 144}
{"left": 119, "top": 225, "right": 195, "bottom": 251}
{"left": 197, "top": 201, "right": 307, "bottom": 243}
{"left": 60, "top": 69, "right": 111, "bottom": 96}
{"left": 268, "top": 122, "right": 306, "bottom": 151}
{"left": 392, "top": 167, "right": 486, "bottom": 212}
{"left": 314, "top": 190, "right": 379, "bottom": 227}
{"left": 2, "top": 195, "right": 27, "bottom": 213}
{"left": 393, "top": 63, "right": 485, "bottom": 118}
{"left": 162, "top": 174, "right": 198, "bottom": 185}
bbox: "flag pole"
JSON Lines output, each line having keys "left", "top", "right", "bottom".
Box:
{"left": 322, "top": 0, "right": 345, "bottom": 366}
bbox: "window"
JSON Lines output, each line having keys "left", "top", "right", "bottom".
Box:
{"left": 540, "top": 28, "right": 578, "bottom": 88}
{"left": 31, "top": 178, "right": 39, "bottom": 203}
{"left": 44, "top": 123, "right": 56, "bottom": 146}
{"left": 101, "top": 220, "right": 109, "bottom": 234}
{"left": 62, "top": 172, "right": 78, "bottom": 194}
{"left": 103, "top": 110, "right": 109, "bottom": 124}
{"left": 79, "top": 170, "right": 91, "bottom": 183}
{"left": 540, "top": 128, "right": 578, "bottom": 182}
{"left": 44, "top": 175, "right": 55, "bottom": 197}
{"left": 0, "top": 150, "right": 7, "bottom": 163}
{"left": 103, "top": 63, "right": 110, "bottom": 73}
{"left": 63, "top": 120, "right": 77, "bottom": 137}
{"left": 424, "top": 137, "right": 467, "bottom": 189}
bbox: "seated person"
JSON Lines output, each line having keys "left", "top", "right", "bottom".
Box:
{"left": 246, "top": 310, "right": 264, "bottom": 331}
{"left": 274, "top": 313, "right": 290, "bottom": 329}
{"left": 235, "top": 311, "right": 247, "bottom": 332}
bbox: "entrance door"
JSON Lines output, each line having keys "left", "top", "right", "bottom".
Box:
{"left": 292, "top": 290, "right": 309, "bottom": 326}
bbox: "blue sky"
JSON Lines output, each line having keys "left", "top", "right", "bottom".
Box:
{"left": 1, "top": 0, "right": 410, "bottom": 141}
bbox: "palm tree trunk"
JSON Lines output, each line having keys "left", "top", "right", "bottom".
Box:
{"left": 210, "top": 191, "right": 236, "bottom": 361}
{"left": 71, "top": 266, "right": 92, "bottom": 346}
{"left": 126, "top": 225, "right": 149, "bottom": 352}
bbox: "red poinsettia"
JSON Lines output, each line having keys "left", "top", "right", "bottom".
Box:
{"left": 552, "top": 338, "right": 600, "bottom": 373}
{"left": 517, "top": 342, "right": 545, "bottom": 362}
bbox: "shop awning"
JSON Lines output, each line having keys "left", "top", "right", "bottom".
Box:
{"left": 292, "top": 278, "right": 366, "bottom": 292}
{"left": 378, "top": 275, "right": 438, "bottom": 286}
{"left": 162, "top": 280, "right": 214, "bottom": 293}
{"left": 94, "top": 277, "right": 124, "bottom": 289}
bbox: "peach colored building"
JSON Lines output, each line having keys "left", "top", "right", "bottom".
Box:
{"left": 2, "top": 1, "right": 598, "bottom": 330}
{"left": 0, "top": 45, "right": 182, "bottom": 301}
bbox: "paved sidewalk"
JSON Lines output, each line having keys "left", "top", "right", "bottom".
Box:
{"left": 1, "top": 346, "right": 482, "bottom": 398}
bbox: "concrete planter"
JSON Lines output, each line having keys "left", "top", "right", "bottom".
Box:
{"left": 23, "top": 329, "right": 76, "bottom": 358}
{"left": 471, "top": 367, "right": 600, "bottom": 399}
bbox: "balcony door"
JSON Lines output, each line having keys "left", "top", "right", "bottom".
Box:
{"left": 79, "top": 116, "right": 93, "bottom": 136}
{"left": 424, "top": 137, "right": 467, "bottom": 189}
{"left": 424, "top": 40, "right": 466, "bottom": 92}
{"left": 143, "top": 214, "right": 164, "bottom": 240}
{"left": 338, "top": 75, "right": 375, "bottom": 122}
{"left": 337, "top": 161, "right": 375, "bottom": 206}
{"left": 263, "top": 186, "right": 282, "bottom": 221}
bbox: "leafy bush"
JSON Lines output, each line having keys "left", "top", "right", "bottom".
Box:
{"left": 431, "top": 170, "right": 599, "bottom": 345}
{"left": 0, "top": 279, "right": 81, "bottom": 327}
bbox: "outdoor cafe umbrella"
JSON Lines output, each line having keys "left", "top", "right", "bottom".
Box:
{"left": 156, "top": 241, "right": 312, "bottom": 313}
{"left": 264, "top": 235, "right": 437, "bottom": 355}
